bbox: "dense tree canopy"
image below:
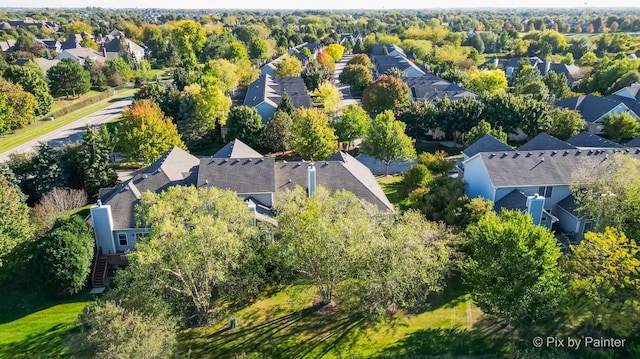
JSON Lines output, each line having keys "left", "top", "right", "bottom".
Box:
{"left": 292, "top": 108, "right": 338, "bottom": 160}
{"left": 0, "top": 174, "right": 32, "bottom": 268}
{"left": 224, "top": 106, "right": 264, "bottom": 149}
{"left": 3, "top": 65, "right": 53, "bottom": 116}
{"left": 465, "top": 210, "right": 564, "bottom": 326}
{"left": 361, "top": 110, "right": 416, "bottom": 176}
{"left": 362, "top": 75, "right": 410, "bottom": 114}
{"left": 119, "top": 100, "right": 186, "bottom": 165}
{"left": 47, "top": 58, "right": 91, "bottom": 98}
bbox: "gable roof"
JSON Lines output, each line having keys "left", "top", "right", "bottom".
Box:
{"left": 536, "top": 62, "right": 583, "bottom": 82}
{"left": 274, "top": 152, "right": 394, "bottom": 211}
{"left": 518, "top": 133, "right": 577, "bottom": 151}
{"left": 212, "top": 139, "right": 264, "bottom": 159}
{"left": 566, "top": 132, "right": 623, "bottom": 148}
{"left": 494, "top": 189, "right": 528, "bottom": 212}
{"left": 374, "top": 55, "right": 425, "bottom": 76}
{"left": 404, "top": 75, "right": 479, "bottom": 102}
{"left": 467, "top": 147, "right": 640, "bottom": 188}
{"left": 243, "top": 74, "right": 312, "bottom": 111}
{"left": 557, "top": 194, "right": 580, "bottom": 217}
{"left": 56, "top": 47, "right": 107, "bottom": 64}
{"left": 99, "top": 147, "right": 200, "bottom": 228}
{"left": 479, "top": 57, "right": 542, "bottom": 71}
{"left": 0, "top": 39, "right": 16, "bottom": 52}
{"left": 555, "top": 94, "right": 624, "bottom": 123}
{"left": 462, "top": 134, "right": 514, "bottom": 158}
{"left": 198, "top": 157, "right": 276, "bottom": 194}
{"left": 371, "top": 44, "right": 406, "bottom": 57}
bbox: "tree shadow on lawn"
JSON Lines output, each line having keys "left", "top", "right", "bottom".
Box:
{"left": 0, "top": 322, "right": 73, "bottom": 359}
{"left": 375, "top": 319, "right": 511, "bottom": 358}
{"left": 179, "top": 304, "right": 367, "bottom": 358}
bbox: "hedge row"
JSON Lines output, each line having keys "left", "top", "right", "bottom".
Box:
{"left": 40, "top": 85, "right": 129, "bottom": 121}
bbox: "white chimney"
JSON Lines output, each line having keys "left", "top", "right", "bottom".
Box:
{"left": 545, "top": 61, "right": 551, "bottom": 75}
{"left": 493, "top": 58, "right": 499, "bottom": 67}
{"left": 307, "top": 163, "right": 316, "bottom": 197}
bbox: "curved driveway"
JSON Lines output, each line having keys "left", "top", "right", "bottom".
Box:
{"left": 0, "top": 97, "right": 132, "bottom": 163}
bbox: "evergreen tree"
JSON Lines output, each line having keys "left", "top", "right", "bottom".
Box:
{"left": 77, "top": 125, "right": 118, "bottom": 197}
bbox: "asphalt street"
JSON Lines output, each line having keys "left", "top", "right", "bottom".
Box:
{"left": 0, "top": 97, "right": 133, "bottom": 163}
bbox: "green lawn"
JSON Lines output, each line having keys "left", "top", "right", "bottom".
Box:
{"left": 178, "top": 282, "right": 511, "bottom": 358}
{"left": 49, "top": 90, "right": 102, "bottom": 113}
{"left": 0, "top": 88, "right": 137, "bottom": 154}
{"left": 0, "top": 279, "right": 93, "bottom": 358}
{"left": 377, "top": 175, "right": 411, "bottom": 211}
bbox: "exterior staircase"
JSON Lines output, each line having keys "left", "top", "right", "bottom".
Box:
{"left": 92, "top": 256, "right": 108, "bottom": 288}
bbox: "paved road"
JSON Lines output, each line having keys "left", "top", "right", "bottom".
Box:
{"left": 0, "top": 97, "right": 133, "bottom": 163}
{"left": 334, "top": 54, "right": 362, "bottom": 108}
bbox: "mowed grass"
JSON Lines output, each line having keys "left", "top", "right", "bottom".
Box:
{"left": 49, "top": 90, "right": 102, "bottom": 113}
{"left": 0, "top": 278, "right": 93, "bottom": 358}
{"left": 178, "top": 283, "right": 510, "bottom": 358}
{"left": 0, "top": 88, "right": 137, "bottom": 154}
{"left": 377, "top": 175, "right": 411, "bottom": 211}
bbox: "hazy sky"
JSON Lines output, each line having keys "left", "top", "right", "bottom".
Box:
{"left": 2, "top": 0, "right": 639, "bottom": 10}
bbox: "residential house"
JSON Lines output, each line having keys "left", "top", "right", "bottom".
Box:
{"left": 34, "top": 39, "right": 62, "bottom": 53}
{"left": 373, "top": 55, "right": 425, "bottom": 78}
{"left": 91, "top": 140, "right": 393, "bottom": 263}
{"left": 565, "top": 132, "right": 623, "bottom": 149}
{"left": 14, "top": 58, "right": 60, "bottom": 73}
{"left": 463, "top": 134, "right": 640, "bottom": 242}
{"left": 0, "top": 39, "right": 16, "bottom": 52}
{"left": 404, "top": 75, "right": 480, "bottom": 102}
{"left": 243, "top": 74, "right": 312, "bottom": 124}
{"left": 480, "top": 57, "right": 583, "bottom": 87}
{"left": 371, "top": 44, "right": 406, "bottom": 57}
{"left": 606, "top": 83, "right": 640, "bottom": 119}
{"left": 101, "top": 36, "right": 146, "bottom": 64}
{"left": 56, "top": 47, "right": 108, "bottom": 65}
{"left": 555, "top": 94, "right": 640, "bottom": 134}
{"left": 479, "top": 57, "right": 542, "bottom": 78}
{"left": 60, "top": 32, "right": 93, "bottom": 50}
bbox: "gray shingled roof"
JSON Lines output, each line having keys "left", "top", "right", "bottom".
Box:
{"left": 518, "top": 133, "right": 577, "bottom": 151}
{"left": 625, "top": 135, "right": 640, "bottom": 147}
{"left": 198, "top": 157, "right": 276, "bottom": 194}
{"left": 274, "top": 152, "right": 394, "bottom": 211}
{"left": 463, "top": 134, "right": 514, "bottom": 158}
{"left": 557, "top": 194, "right": 580, "bottom": 217}
{"left": 243, "top": 74, "right": 312, "bottom": 110}
{"left": 555, "top": 95, "right": 623, "bottom": 123}
{"left": 566, "top": 132, "right": 623, "bottom": 148}
{"left": 212, "top": 139, "right": 264, "bottom": 159}
{"left": 371, "top": 44, "right": 406, "bottom": 57}
{"left": 472, "top": 148, "right": 640, "bottom": 188}
{"left": 404, "top": 75, "right": 479, "bottom": 102}
{"left": 374, "top": 55, "right": 425, "bottom": 76}
{"left": 99, "top": 147, "right": 200, "bottom": 228}
{"left": 494, "top": 189, "right": 528, "bottom": 212}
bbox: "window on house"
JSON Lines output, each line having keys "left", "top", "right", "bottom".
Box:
{"left": 538, "top": 186, "right": 553, "bottom": 198}
{"left": 118, "top": 233, "right": 127, "bottom": 246}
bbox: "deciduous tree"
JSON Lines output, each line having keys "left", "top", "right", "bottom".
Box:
{"left": 362, "top": 75, "right": 410, "bottom": 114}
{"left": 313, "top": 81, "right": 342, "bottom": 115}
{"left": 465, "top": 69, "right": 508, "bottom": 95}
{"left": 275, "top": 55, "right": 302, "bottom": 76}
{"left": 224, "top": 106, "right": 264, "bottom": 148}
{"left": 603, "top": 112, "right": 640, "bottom": 142}
{"left": 133, "top": 186, "right": 259, "bottom": 324}
{"left": 338, "top": 64, "right": 372, "bottom": 91}
{"left": 563, "top": 228, "right": 640, "bottom": 336}
{"left": 333, "top": 105, "right": 370, "bottom": 149}
{"left": 47, "top": 58, "right": 91, "bottom": 98}
{"left": 293, "top": 108, "right": 338, "bottom": 160}
{"left": 3, "top": 65, "right": 53, "bottom": 116}
{"left": 361, "top": 110, "right": 416, "bottom": 176}
{"left": 0, "top": 174, "right": 32, "bottom": 268}
{"left": 264, "top": 110, "right": 295, "bottom": 154}
{"left": 465, "top": 210, "right": 564, "bottom": 326}
{"left": 119, "top": 100, "right": 186, "bottom": 165}
{"left": 465, "top": 120, "right": 508, "bottom": 147}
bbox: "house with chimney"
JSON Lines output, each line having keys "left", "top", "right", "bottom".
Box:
{"left": 243, "top": 74, "right": 313, "bottom": 124}
{"left": 90, "top": 140, "right": 393, "bottom": 286}
{"left": 479, "top": 57, "right": 584, "bottom": 88}
{"left": 462, "top": 133, "right": 640, "bottom": 244}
